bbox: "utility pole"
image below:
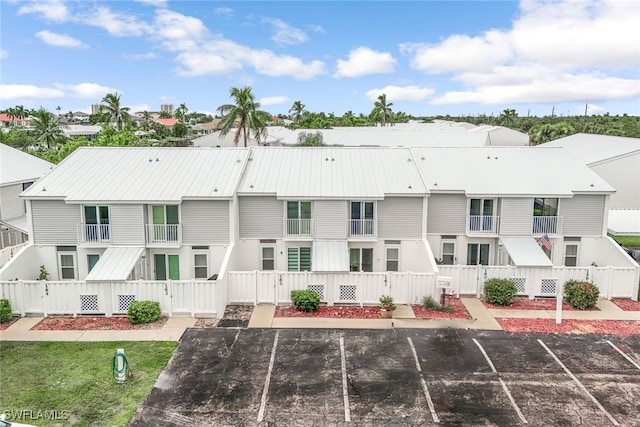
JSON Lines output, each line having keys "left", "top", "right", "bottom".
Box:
{"left": 551, "top": 106, "right": 555, "bottom": 119}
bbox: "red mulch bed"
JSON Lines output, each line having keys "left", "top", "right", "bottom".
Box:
{"left": 275, "top": 306, "right": 383, "bottom": 319}
{"left": 483, "top": 297, "right": 599, "bottom": 311}
{"left": 0, "top": 317, "right": 20, "bottom": 331}
{"left": 412, "top": 296, "right": 471, "bottom": 319}
{"left": 497, "top": 318, "right": 640, "bottom": 336}
{"left": 611, "top": 298, "right": 640, "bottom": 311}
{"left": 32, "top": 316, "right": 168, "bottom": 331}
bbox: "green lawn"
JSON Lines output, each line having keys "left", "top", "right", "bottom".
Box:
{"left": 609, "top": 234, "right": 640, "bottom": 247}
{"left": 0, "top": 341, "right": 176, "bottom": 426}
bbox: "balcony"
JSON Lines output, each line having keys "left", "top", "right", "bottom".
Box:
{"left": 467, "top": 215, "right": 500, "bottom": 235}
{"left": 78, "top": 223, "right": 111, "bottom": 244}
{"left": 285, "top": 219, "right": 313, "bottom": 237}
{"left": 532, "top": 216, "right": 562, "bottom": 235}
{"left": 146, "top": 224, "right": 181, "bottom": 245}
{"left": 349, "top": 219, "right": 376, "bottom": 237}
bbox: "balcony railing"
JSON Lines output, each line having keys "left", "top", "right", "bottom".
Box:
{"left": 533, "top": 216, "right": 562, "bottom": 235}
{"left": 146, "top": 224, "right": 181, "bottom": 244}
{"left": 349, "top": 219, "right": 376, "bottom": 237}
{"left": 285, "top": 219, "right": 313, "bottom": 237}
{"left": 467, "top": 215, "right": 500, "bottom": 234}
{"left": 78, "top": 223, "right": 111, "bottom": 244}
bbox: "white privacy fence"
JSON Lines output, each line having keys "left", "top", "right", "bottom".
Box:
{"left": 0, "top": 280, "right": 218, "bottom": 317}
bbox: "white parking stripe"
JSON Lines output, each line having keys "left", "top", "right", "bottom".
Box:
{"left": 257, "top": 330, "right": 279, "bottom": 422}
{"left": 606, "top": 340, "right": 640, "bottom": 371}
{"left": 339, "top": 337, "right": 351, "bottom": 422}
{"left": 538, "top": 339, "right": 619, "bottom": 426}
{"left": 472, "top": 338, "right": 528, "bottom": 424}
{"left": 407, "top": 337, "right": 440, "bottom": 423}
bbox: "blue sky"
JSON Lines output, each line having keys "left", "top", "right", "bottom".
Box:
{"left": 1, "top": 0, "right": 639, "bottom": 118}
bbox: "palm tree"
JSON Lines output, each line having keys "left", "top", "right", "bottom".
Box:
{"left": 498, "top": 109, "right": 518, "bottom": 127}
{"left": 217, "top": 86, "right": 270, "bottom": 147}
{"left": 289, "top": 100, "right": 307, "bottom": 124}
{"left": 31, "top": 108, "right": 64, "bottom": 150}
{"left": 56, "top": 105, "right": 62, "bottom": 117}
{"left": 141, "top": 111, "right": 151, "bottom": 131}
{"left": 100, "top": 92, "right": 130, "bottom": 131}
{"left": 175, "top": 103, "right": 189, "bottom": 122}
{"left": 371, "top": 94, "right": 393, "bottom": 127}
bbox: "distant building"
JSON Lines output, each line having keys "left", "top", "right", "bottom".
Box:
{"left": 161, "top": 104, "right": 174, "bottom": 116}
{"left": 91, "top": 104, "right": 102, "bottom": 114}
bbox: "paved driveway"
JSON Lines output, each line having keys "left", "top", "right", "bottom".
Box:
{"left": 129, "top": 329, "right": 640, "bottom": 426}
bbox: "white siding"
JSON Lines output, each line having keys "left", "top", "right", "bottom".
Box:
{"left": 239, "top": 196, "right": 283, "bottom": 238}
{"left": 426, "top": 194, "right": 466, "bottom": 235}
{"left": 591, "top": 153, "right": 640, "bottom": 209}
{"left": 378, "top": 197, "right": 423, "bottom": 239}
{"left": 32, "top": 200, "right": 80, "bottom": 245}
{"left": 0, "top": 184, "right": 25, "bottom": 220}
{"left": 315, "top": 200, "right": 347, "bottom": 239}
{"left": 110, "top": 204, "right": 145, "bottom": 245}
{"left": 499, "top": 198, "right": 533, "bottom": 236}
{"left": 182, "top": 200, "right": 230, "bottom": 244}
{"left": 561, "top": 195, "right": 606, "bottom": 236}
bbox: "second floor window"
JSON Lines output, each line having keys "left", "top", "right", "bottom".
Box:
{"left": 533, "top": 198, "right": 559, "bottom": 234}
{"left": 286, "top": 201, "right": 312, "bottom": 235}
{"left": 84, "top": 205, "right": 109, "bottom": 241}
{"left": 152, "top": 205, "right": 179, "bottom": 241}
{"left": 350, "top": 201, "right": 374, "bottom": 236}
{"left": 469, "top": 198, "right": 494, "bottom": 231}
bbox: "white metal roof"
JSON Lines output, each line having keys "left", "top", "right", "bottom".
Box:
{"left": 21, "top": 147, "right": 250, "bottom": 202}
{"left": 85, "top": 246, "right": 144, "bottom": 281}
{"left": 0, "top": 144, "right": 54, "bottom": 186}
{"left": 192, "top": 130, "right": 281, "bottom": 147}
{"left": 0, "top": 215, "right": 28, "bottom": 234}
{"left": 312, "top": 240, "right": 349, "bottom": 272}
{"left": 61, "top": 125, "right": 102, "bottom": 137}
{"left": 607, "top": 209, "right": 640, "bottom": 235}
{"left": 541, "top": 134, "right": 640, "bottom": 165}
{"left": 238, "top": 147, "right": 428, "bottom": 198}
{"left": 411, "top": 146, "right": 615, "bottom": 196}
{"left": 499, "top": 237, "right": 554, "bottom": 267}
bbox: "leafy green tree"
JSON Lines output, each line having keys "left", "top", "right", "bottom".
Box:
{"left": 30, "top": 108, "right": 64, "bottom": 150}
{"left": 158, "top": 111, "right": 172, "bottom": 119}
{"left": 297, "top": 131, "right": 324, "bottom": 146}
{"left": 289, "top": 100, "right": 308, "bottom": 124}
{"left": 371, "top": 94, "right": 393, "bottom": 127}
{"left": 100, "top": 92, "right": 130, "bottom": 131}
{"left": 498, "top": 109, "right": 518, "bottom": 126}
{"left": 175, "top": 103, "right": 189, "bottom": 122}
{"left": 217, "top": 86, "right": 270, "bottom": 147}
{"left": 173, "top": 122, "right": 188, "bottom": 138}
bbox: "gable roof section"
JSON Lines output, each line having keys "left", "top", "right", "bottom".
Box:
{"left": 21, "top": 147, "right": 250, "bottom": 202}
{"left": 0, "top": 144, "right": 54, "bottom": 186}
{"left": 157, "top": 118, "right": 178, "bottom": 127}
{"left": 237, "top": 147, "right": 428, "bottom": 198}
{"left": 411, "top": 146, "right": 615, "bottom": 196}
{"left": 541, "top": 134, "right": 640, "bottom": 165}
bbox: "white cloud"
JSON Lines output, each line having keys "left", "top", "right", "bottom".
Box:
{"left": 153, "top": 9, "right": 209, "bottom": 44}
{"left": 244, "top": 49, "right": 325, "bottom": 80}
{"left": 35, "top": 30, "right": 88, "bottom": 48}
{"left": 82, "top": 6, "right": 152, "bottom": 37}
{"left": 135, "top": 0, "right": 168, "bottom": 7}
{"left": 213, "top": 7, "right": 233, "bottom": 17}
{"left": 54, "top": 83, "right": 118, "bottom": 99}
{"left": 365, "top": 85, "right": 435, "bottom": 102}
{"left": 0, "top": 49, "right": 7, "bottom": 59}
{"left": 126, "top": 103, "right": 152, "bottom": 113}
{"left": 17, "top": 0, "right": 70, "bottom": 22}
{"left": 334, "top": 47, "right": 396, "bottom": 78}
{"left": 0, "top": 84, "right": 65, "bottom": 100}
{"left": 262, "top": 18, "right": 308, "bottom": 45}
{"left": 123, "top": 52, "right": 157, "bottom": 60}
{"left": 259, "top": 96, "right": 289, "bottom": 106}
{"left": 307, "top": 24, "right": 324, "bottom": 34}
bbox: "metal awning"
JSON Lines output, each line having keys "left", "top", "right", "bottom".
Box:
{"left": 312, "top": 240, "right": 349, "bottom": 272}
{"left": 1, "top": 215, "right": 28, "bottom": 234}
{"left": 499, "top": 237, "right": 553, "bottom": 267}
{"left": 85, "top": 246, "right": 145, "bottom": 281}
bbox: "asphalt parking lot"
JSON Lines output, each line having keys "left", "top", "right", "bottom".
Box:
{"left": 129, "top": 329, "right": 640, "bottom": 426}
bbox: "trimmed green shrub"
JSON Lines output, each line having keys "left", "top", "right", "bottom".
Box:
{"left": 0, "top": 299, "right": 12, "bottom": 323}
{"left": 290, "top": 289, "right": 320, "bottom": 312}
{"left": 564, "top": 280, "right": 599, "bottom": 310}
{"left": 127, "top": 300, "right": 161, "bottom": 324}
{"left": 422, "top": 296, "right": 455, "bottom": 313}
{"left": 484, "top": 278, "right": 517, "bottom": 306}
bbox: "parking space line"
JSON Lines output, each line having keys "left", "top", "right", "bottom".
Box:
{"left": 407, "top": 337, "right": 440, "bottom": 423}
{"left": 538, "top": 339, "right": 619, "bottom": 426}
{"left": 257, "top": 330, "right": 279, "bottom": 423}
{"left": 472, "top": 338, "right": 528, "bottom": 424}
{"left": 339, "top": 337, "right": 351, "bottom": 422}
{"left": 606, "top": 340, "right": 640, "bottom": 371}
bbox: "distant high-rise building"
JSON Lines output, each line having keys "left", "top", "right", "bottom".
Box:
{"left": 91, "top": 104, "right": 102, "bottom": 114}
{"left": 161, "top": 104, "right": 174, "bottom": 115}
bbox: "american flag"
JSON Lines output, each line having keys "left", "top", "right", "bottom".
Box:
{"left": 538, "top": 234, "right": 552, "bottom": 251}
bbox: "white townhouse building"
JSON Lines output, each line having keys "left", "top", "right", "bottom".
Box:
{"left": 0, "top": 144, "right": 54, "bottom": 265}
{"left": 0, "top": 145, "right": 637, "bottom": 318}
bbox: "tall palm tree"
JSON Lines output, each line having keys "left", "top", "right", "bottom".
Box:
{"left": 371, "top": 94, "right": 393, "bottom": 127}
{"left": 176, "top": 103, "right": 189, "bottom": 122}
{"left": 141, "top": 111, "right": 151, "bottom": 131}
{"left": 498, "top": 109, "right": 518, "bottom": 127}
{"left": 100, "top": 92, "right": 130, "bottom": 131}
{"left": 289, "top": 100, "right": 307, "bottom": 124}
{"left": 31, "top": 108, "right": 63, "bottom": 149}
{"left": 217, "top": 86, "right": 270, "bottom": 147}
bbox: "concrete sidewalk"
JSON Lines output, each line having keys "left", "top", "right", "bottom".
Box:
{"left": 1, "top": 298, "right": 638, "bottom": 342}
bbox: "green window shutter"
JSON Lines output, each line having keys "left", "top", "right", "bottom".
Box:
{"left": 154, "top": 254, "right": 166, "bottom": 280}
{"left": 288, "top": 248, "right": 299, "bottom": 271}
{"left": 168, "top": 255, "right": 180, "bottom": 280}
{"left": 300, "top": 247, "right": 311, "bottom": 271}
{"left": 166, "top": 205, "right": 179, "bottom": 225}
{"left": 152, "top": 206, "right": 165, "bottom": 225}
